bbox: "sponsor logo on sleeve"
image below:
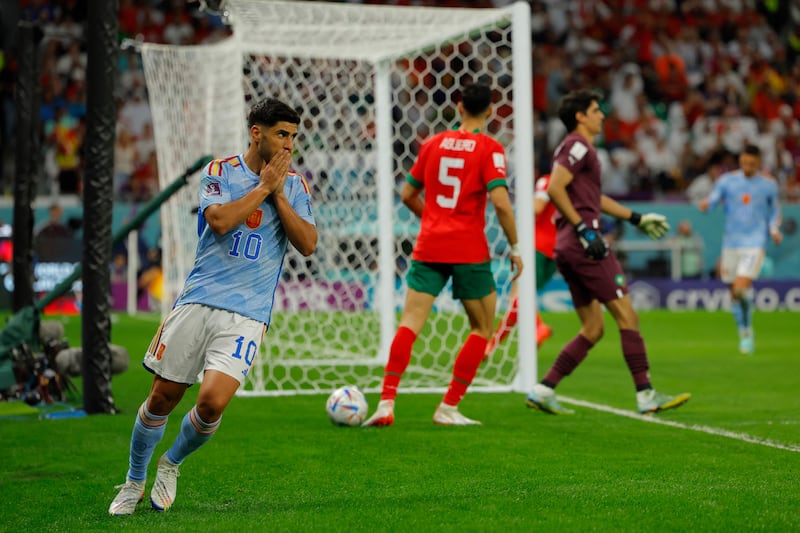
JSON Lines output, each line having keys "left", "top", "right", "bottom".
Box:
{"left": 568, "top": 141, "right": 588, "bottom": 165}
{"left": 205, "top": 181, "right": 221, "bottom": 196}
{"left": 492, "top": 152, "right": 506, "bottom": 170}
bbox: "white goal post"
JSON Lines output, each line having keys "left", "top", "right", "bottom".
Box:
{"left": 139, "top": 0, "right": 536, "bottom": 396}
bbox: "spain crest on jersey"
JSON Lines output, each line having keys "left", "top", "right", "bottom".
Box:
{"left": 246, "top": 209, "right": 263, "bottom": 229}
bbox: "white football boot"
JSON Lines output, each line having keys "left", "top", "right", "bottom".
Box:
{"left": 432, "top": 403, "right": 481, "bottom": 426}
{"left": 361, "top": 399, "right": 395, "bottom": 427}
{"left": 150, "top": 454, "right": 180, "bottom": 511}
{"left": 108, "top": 479, "right": 146, "bottom": 516}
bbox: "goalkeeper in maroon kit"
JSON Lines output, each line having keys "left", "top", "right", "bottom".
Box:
{"left": 526, "top": 89, "right": 691, "bottom": 415}
{"left": 362, "top": 81, "right": 523, "bottom": 427}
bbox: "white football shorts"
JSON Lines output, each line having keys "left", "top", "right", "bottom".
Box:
{"left": 143, "top": 303, "right": 266, "bottom": 385}
{"left": 719, "top": 247, "right": 764, "bottom": 284}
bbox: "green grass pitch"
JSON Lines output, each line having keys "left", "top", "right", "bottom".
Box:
{"left": 1, "top": 310, "right": 798, "bottom": 531}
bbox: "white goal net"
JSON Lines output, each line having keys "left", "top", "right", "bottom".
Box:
{"left": 140, "top": 0, "right": 535, "bottom": 396}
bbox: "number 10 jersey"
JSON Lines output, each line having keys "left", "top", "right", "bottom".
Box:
{"left": 175, "top": 154, "right": 315, "bottom": 325}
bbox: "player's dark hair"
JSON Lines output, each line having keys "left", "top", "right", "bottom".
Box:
{"left": 558, "top": 89, "right": 602, "bottom": 132}
{"left": 742, "top": 144, "right": 761, "bottom": 158}
{"left": 460, "top": 82, "right": 492, "bottom": 117}
{"left": 248, "top": 98, "right": 301, "bottom": 128}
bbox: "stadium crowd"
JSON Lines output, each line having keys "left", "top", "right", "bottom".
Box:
{"left": 524, "top": 0, "right": 800, "bottom": 203}
{"left": 0, "top": 0, "right": 230, "bottom": 202}
{"left": 0, "top": 0, "right": 799, "bottom": 204}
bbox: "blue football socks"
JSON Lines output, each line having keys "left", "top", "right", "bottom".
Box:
{"left": 127, "top": 402, "right": 168, "bottom": 482}
{"left": 166, "top": 406, "right": 220, "bottom": 465}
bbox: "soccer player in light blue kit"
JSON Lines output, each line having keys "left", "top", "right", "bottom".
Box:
{"left": 109, "top": 98, "right": 317, "bottom": 515}
{"left": 700, "top": 144, "right": 782, "bottom": 355}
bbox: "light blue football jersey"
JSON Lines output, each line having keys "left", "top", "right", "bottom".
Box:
{"left": 175, "top": 154, "right": 315, "bottom": 325}
{"left": 706, "top": 170, "right": 780, "bottom": 249}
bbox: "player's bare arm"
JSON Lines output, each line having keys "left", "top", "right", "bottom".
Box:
{"left": 770, "top": 214, "right": 783, "bottom": 245}
{"left": 770, "top": 196, "right": 782, "bottom": 245}
{"left": 203, "top": 187, "right": 271, "bottom": 236}
{"left": 599, "top": 194, "right": 632, "bottom": 219}
{"left": 263, "top": 148, "right": 317, "bottom": 256}
{"left": 546, "top": 163, "right": 581, "bottom": 225}
{"left": 203, "top": 151, "right": 292, "bottom": 235}
{"left": 489, "top": 186, "right": 523, "bottom": 280}
{"left": 271, "top": 193, "right": 318, "bottom": 256}
{"left": 400, "top": 181, "right": 424, "bottom": 218}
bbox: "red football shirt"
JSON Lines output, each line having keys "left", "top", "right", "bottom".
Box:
{"left": 534, "top": 174, "right": 557, "bottom": 259}
{"left": 408, "top": 129, "right": 508, "bottom": 263}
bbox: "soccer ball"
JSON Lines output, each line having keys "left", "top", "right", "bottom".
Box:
{"left": 325, "top": 386, "right": 368, "bottom": 427}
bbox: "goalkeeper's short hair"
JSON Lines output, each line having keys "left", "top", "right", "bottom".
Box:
{"left": 558, "top": 89, "right": 603, "bottom": 132}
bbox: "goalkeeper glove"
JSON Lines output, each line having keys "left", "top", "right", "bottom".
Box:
{"left": 574, "top": 221, "right": 608, "bottom": 260}
{"left": 629, "top": 211, "right": 670, "bottom": 240}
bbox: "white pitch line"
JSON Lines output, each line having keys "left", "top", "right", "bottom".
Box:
{"left": 559, "top": 395, "right": 800, "bottom": 453}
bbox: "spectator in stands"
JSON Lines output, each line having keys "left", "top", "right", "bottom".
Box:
{"left": 674, "top": 25, "right": 705, "bottom": 88}
{"left": 129, "top": 151, "right": 158, "bottom": 202}
{"left": 774, "top": 137, "right": 796, "bottom": 193}
{"left": 138, "top": 3, "right": 166, "bottom": 43}
{"left": 119, "top": 84, "right": 151, "bottom": 137}
{"left": 751, "top": 80, "right": 784, "bottom": 123}
{"left": 771, "top": 104, "right": 800, "bottom": 139}
{"left": 601, "top": 148, "right": 634, "bottom": 198}
{"left": 110, "top": 252, "right": 128, "bottom": 284}
{"left": 136, "top": 122, "right": 156, "bottom": 160}
{"left": 40, "top": 70, "right": 66, "bottom": 129}
{"left": 686, "top": 162, "right": 723, "bottom": 206}
{"left": 35, "top": 203, "right": 71, "bottom": 240}
{"left": 114, "top": 127, "right": 139, "bottom": 199}
{"left": 55, "top": 40, "right": 86, "bottom": 85}
{"left": 163, "top": 4, "right": 195, "bottom": 45}
{"left": 118, "top": 48, "right": 145, "bottom": 97}
{"left": 713, "top": 57, "right": 747, "bottom": 108}
{"left": 51, "top": 106, "right": 83, "bottom": 194}
{"left": 118, "top": 0, "right": 138, "bottom": 38}
{"left": 137, "top": 247, "right": 163, "bottom": 309}
{"left": 642, "top": 135, "right": 682, "bottom": 192}
{"left": 610, "top": 64, "right": 644, "bottom": 140}
{"left": 64, "top": 74, "right": 86, "bottom": 120}
{"left": 718, "top": 104, "right": 758, "bottom": 156}
{"left": 670, "top": 220, "right": 705, "bottom": 279}
{"left": 785, "top": 178, "right": 800, "bottom": 204}
{"left": 658, "top": 56, "right": 689, "bottom": 103}
{"left": 7, "top": 0, "right": 800, "bottom": 206}
{"left": 545, "top": 50, "right": 569, "bottom": 116}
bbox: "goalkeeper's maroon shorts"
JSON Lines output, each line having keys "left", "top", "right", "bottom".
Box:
{"left": 554, "top": 238, "right": 628, "bottom": 309}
